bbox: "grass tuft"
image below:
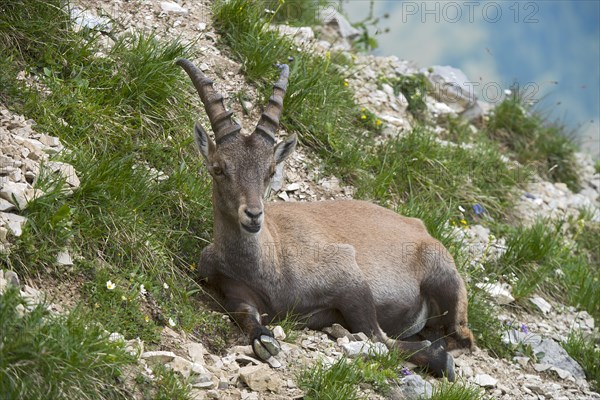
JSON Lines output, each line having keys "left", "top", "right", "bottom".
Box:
{"left": 486, "top": 95, "right": 581, "bottom": 191}
{"left": 299, "top": 349, "right": 407, "bottom": 399}
{"left": 563, "top": 331, "right": 600, "bottom": 392}
{"left": 430, "top": 379, "right": 485, "bottom": 400}
{"left": 0, "top": 285, "right": 134, "bottom": 400}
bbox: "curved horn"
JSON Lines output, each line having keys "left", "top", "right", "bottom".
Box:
{"left": 254, "top": 64, "right": 289, "bottom": 144}
{"left": 176, "top": 58, "right": 241, "bottom": 144}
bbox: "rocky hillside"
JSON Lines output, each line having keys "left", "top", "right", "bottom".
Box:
{"left": 1, "top": 1, "right": 599, "bottom": 399}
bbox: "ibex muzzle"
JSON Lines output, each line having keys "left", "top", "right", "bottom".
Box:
{"left": 177, "top": 59, "right": 474, "bottom": 380}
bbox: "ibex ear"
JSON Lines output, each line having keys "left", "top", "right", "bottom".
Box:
{"left": 273, "top": 134, "right": 297, "bottom": 165}
{"left": 194, "top": 123, "right": 216, "bottom": 163}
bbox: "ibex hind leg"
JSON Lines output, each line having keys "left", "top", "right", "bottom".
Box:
{"left": 330, "top": 283, "right": 455, "bottom": 379}
{"left": 421, "top": 247, "right": 474, "bottom": 352}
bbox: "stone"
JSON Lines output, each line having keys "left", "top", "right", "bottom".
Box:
{"left": 56, "top": 250, "right": 73, "bottom": 266}
{"left": 239, "top": 364, "right": 282, "bottom": 392}
{"left": 46, "top": 161, "right": 80, "bottom": 188}
{"left": 323, "top": 323, "right": 354, "bottom": 340}
{"left": 124, "top": 338, "right": 143, "bottom": 356}
{"left": 274, "top": 25, "right": 315, "bottom": 42}
{"left": 191, "top": 362, "right": 209, "bottom": 375}
{"left": 319, "top": 8, "right": 360, "bottom": 39}
{"left": 398, "top": 374, "right": 433, "bottom": 399}
{"left": 514, "top": 356, "right": 530, "bottom": 367}
{"left": 160, "top": 1, "right": 188, "bottom": 15}
{"left": 475, "top": 282, "right": 515, "bottom": 304}
{"left": 70, "top": 7, "right": 112, "bottom": 31}
{"left": 0, "top": 181, "right": 32, "bottom": 209}
{"left": 162, "top": 326, "right": 180, "bottom": 338}
{"left": 271, "top": 163, "right": 285, "bottom": 192}
{"left": 20, "top": 285, "right": 43, "bottom": 309}
{"left": 0, "top": 198, "right": 15, "bottom": 212}
{"left": 502, "top": 329, "right": 542, "bottom": 346}
{"left": 4, "top": 270, "right": 20, "bottom": 287}
{"left": 531, "top": 339, "right": 586, "bottom": 380}
{"left": 192, "top": 371, "right": 216, "bottom": 389}
{"left": 424, "top": 65, "right": 476, "bottom": 112}
{"left": 473, "top": 374, "right": 498, "bottom": 388}
{"left": 141, "top": 350, "right": 177, "bottom": 365}
{"left": 264, "top": 356, "right": 282, "bottom": 369}
{"left": 340, "top": 341, "right": 388, "bottom": 358}
{"left": 169, "top": 356, "right": 194, "bottom": 378}
{"left": 285, "top": 182, "right": 300, "bottom": 192}
{"left": 108, "top": 332, "right": 124, "bottom": 342}
{"left": 530, "top": 296, "right": 552, "bottom": 314}
{"left": 272, "top": 325, "right": 286, "bottom": 341}
{"left": 319, "top": 176, "right": 340, "bottom": 192}
{"left": 277, "top": 191, "right": 289, "bottom": 202}
{"left": 187, "top": 342, "right": 206, "bottom": 364}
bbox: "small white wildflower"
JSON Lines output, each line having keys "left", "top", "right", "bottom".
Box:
{"left": 106, "top": 280, "right": 116, "bottom": 290}
{"left": 458, "top": 205, "right": 466, "bottom": 212}
{"left": 140, "top": 284, "right": 147, "bottom": 295}
{"left": 168, "top": 318, "right": 176, "bottom": 327}
{"left": 163, "top": 282, "right": 169, "bottom": 289}
{"left": 504, "top": 89, "right": 512, "bottom": 96}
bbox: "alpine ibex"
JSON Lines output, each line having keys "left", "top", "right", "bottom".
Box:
{"left": 177, "top": 58, "right": 474, "bottom": 380}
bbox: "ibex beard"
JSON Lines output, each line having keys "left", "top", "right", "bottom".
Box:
{"left": 177, "top": 58, "right": 474, "bottom": 381}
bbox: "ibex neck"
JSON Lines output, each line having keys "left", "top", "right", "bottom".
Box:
{"left": 212, "top": 206, "right": 272, "bottom": 261}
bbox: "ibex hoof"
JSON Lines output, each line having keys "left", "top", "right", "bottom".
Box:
{"left": 252, "top": 334, "right": 281, "bottom": 361}
{"left": 430, "top": 351, "right": 456, "bottom": 382}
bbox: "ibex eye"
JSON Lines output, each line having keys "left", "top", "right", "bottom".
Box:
{"left": 212, "top": 166, "right": 224, "bottom": 176}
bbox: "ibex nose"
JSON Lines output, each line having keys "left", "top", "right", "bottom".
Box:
{"left": 244, "top": 207, "right": 263, "bottom": 220}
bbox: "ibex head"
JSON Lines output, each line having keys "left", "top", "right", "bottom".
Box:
{"left": 177, "top": 59, "right": 297, "bottom": 234}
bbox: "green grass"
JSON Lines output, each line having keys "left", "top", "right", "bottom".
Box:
{"left": 484, "top": 219, "right": 600, "bottom": 321}
{"left": 299, "top": 350, "right": 407, "bottom": 399}
{"left": 378, "top": 73, "right": 430, "bottom": 120}
{"left": 0, "top": 285, "right": 134, "bottom": 400}
{"left": 486, "top": 95, "right": 581, "bottom": 191}
{"left": 431, "top": 380, "right": 485, "bottom": 400}
{"left": 134, "top": 365, "right": 192, "bottom": 400}
{"left": 213, "top": 0, "right": 357, "bottom": 154}
{"left": 351, "top": 127, "right": 525, "bottom": 220}
{"left": 563, "top": 331, "right": 600, "bottom": 392}
{"left": 0, "top": 0, "right": 230, "bottom": 348}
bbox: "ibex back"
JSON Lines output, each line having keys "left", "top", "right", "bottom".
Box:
{"left": 177, "top": 59, "right": 474, "bottom": 380}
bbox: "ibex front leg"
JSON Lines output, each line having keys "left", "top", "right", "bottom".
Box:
{"left": 213, "top": 276, "right": 281, "bottom": 361}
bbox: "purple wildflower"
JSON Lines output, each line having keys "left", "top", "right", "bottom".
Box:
{"left": 400, "top": 367, "right": 412, "bottom": 376}
{"left": 472, "top": 203, "right": 485, "bottom": 215}
{"left": 520, "top": 323, "right": 529, "bottom": 334}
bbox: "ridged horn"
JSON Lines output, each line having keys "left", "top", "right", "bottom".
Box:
{"left": 176, "top": 58, "right": 241, "bottom": 144}
{"left": 254, "top": 64, "right": 289, "bottom": 143}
